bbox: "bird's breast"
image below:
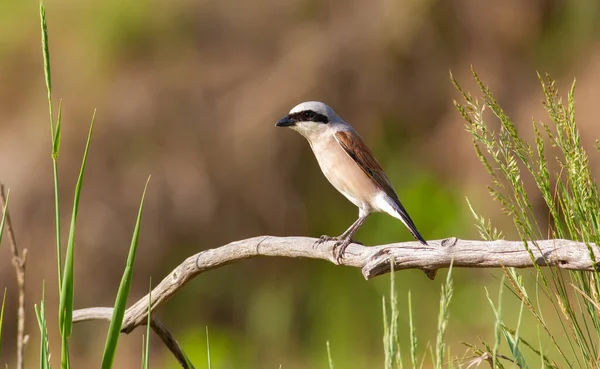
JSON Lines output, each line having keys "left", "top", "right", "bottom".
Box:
{"left": 309, "top": 136, "right": 381, "bottom": 209}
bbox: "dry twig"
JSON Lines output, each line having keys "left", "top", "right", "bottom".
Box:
{"left": 71, "top": 236, "right": 600, "bottom": 367}
{"left": 0, "top": 185, "right": 27, "bottom": 369}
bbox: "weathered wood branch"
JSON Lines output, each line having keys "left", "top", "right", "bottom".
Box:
{"left": 72, "top": 236, "right": 600, "bottom": 367}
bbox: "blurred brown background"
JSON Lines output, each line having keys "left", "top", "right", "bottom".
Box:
{"left": 1, "top": 0, "right": 599, "bottom": 367}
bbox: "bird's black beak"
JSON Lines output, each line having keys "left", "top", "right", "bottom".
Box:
{"left": 275, "top": 116, "right": 296, "bottom": 127}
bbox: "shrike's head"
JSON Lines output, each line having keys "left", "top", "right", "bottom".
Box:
{"left": 275, "top": 101, "right": 346, "bottom": 140}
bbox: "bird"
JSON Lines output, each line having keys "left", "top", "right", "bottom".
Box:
{"left": 275, "top": 101, "right": 427, "bottom": 262}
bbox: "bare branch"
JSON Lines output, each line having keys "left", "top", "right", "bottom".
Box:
{"left": 150, "top": 316, "right": 193, "bottom": 369}
{"left": 72, "top": 236, "right": 599, "bottom": 367}
{"left": 1, "top": 185, "right": 27, "bottom": 369}
{"left": 72, "top": 308, "right": 192, "bottom": 368}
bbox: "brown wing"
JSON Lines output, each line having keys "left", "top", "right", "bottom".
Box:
{"left": 334, "top": 130, "right": 399, "bottom": 203}
{"left": 335, "top": 130, "right": 427, "bottom": 245}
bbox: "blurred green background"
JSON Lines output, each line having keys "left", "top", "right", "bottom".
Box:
{"left": 1, "top": 0, "right": 600, "bottom": 367}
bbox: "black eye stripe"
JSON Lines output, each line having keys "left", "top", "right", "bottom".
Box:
{"left": 313, "top": 113, "right": 329, "bottom": 123}
{"left": 288, "top": 110, "right": 329, "bottom": 124}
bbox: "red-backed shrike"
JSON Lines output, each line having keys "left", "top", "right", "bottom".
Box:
{"left": 276, "top": 101, "right": 427, "bottom": 262}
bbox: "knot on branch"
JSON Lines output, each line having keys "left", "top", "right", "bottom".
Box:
{"left": 441, "top": 237, "right": 458, "bottom": 247}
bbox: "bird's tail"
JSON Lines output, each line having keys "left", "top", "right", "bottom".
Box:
{"left": 390, "top": 200, "right": 428, "bottom": 245}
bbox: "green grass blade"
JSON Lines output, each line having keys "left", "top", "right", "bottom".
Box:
{"left": 206, "top": 326, "right": 212, "bottom": 369}
{"left": 383, "top": 260, "right": 402, "bottom": 369}
{"left": 54, "top": 101, "right": 63, "bottom": 289}
{"left": 483, "top": 287, "right": 501, "bottom": 368}
{"left": 537, "top": 326, "right": 546, "bottom": 369}
{"left": 502, "top": 328, "right": 528, "bottom": 368}
{"left": 142, "top": 279, "right": 152, "bottom": 369}
{"left": 59, "top": 110, "right": 95, "bottom": 338}
{"left": 408, "top": 291, "right": 417, "bottom": 369}
{"left": 435, "top": 264, "right": 453, "bottom": 369}
{"left": 510, "top": 294, "right": 528, "bottom": 368}
{"left": 35, "top": 283, "right": 51, "bottom": 369}
{"left": 34, "top": 305, "right": 43, "bottom": 369}
{"left": 53, "top": 100, "right": 62, "bottom": 158}
{"left": 58, "top": 111, "right": 95, "bottom": 369}
{"left": 382, "top": 295, "right": 390, "bottom": 368}
{"left": 493, "top": 277, "right": 504, "bottom": 367}
{"left": 326, "top": 340, "right": 334, "bottom": 369}
{"left": 61, "top": 334, "right": 70, "bottom": 369}
{"left": 0, "top": 288, "right": 6, "bottom": 358}
{"left": 390, "top": 266, "right": 402, "bottom": 369}
{"left": 140, "top": 338, "right": 145, "bottom": 369}
{"left": 101, "top": 177, "right": 150, "bottom": 369}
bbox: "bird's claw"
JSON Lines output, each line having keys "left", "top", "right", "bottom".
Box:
{"left": 312, "top": 235, "right": 361, "bottom": 263}
{"left": 333, "top": 238, "right": 352, "bottom": 264}
{"left": 312, "top": 235, "right": 341, "bottom": 250}
{"left": 319, "top": 235, "right": 340, "bottom": 242}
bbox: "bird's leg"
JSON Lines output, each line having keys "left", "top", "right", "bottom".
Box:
{"left": 312, "top": 215, "right": 366, "bottom": 250}
{"left": 339, "top": 217, "right": 363, "bottom": 239}
{"left": 333, "top": 215, "right": 368, "bottom": 263}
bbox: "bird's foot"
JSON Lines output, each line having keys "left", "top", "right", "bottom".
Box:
{"left": 333, "top": 238, "right": 352, "bottom": 264}
{"left": 319, "top": 235, "right": 342, "bottom": 242}
{"left": 312, "top": 235, "right": 362, "bottom": 248}
{"left": 313, "top": 235, "right": 362, "bottom": 263}
{"left": 312, "top": 235, "right": 342, "bottom": 249}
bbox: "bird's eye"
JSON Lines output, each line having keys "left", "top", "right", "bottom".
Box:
{"left": 303, "top": 111, "right": 313, "bottom": 120}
